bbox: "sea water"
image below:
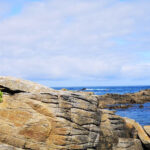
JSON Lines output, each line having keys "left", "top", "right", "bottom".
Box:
{"left": 53, "top": 86, "right": 150, "bottom": 126}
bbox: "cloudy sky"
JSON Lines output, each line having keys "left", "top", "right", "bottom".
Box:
{"left": 0, "top": 0, "right": 150, "bottom": 87}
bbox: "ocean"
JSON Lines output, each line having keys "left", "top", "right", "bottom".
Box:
{"left": 53, "top": 86, "right": 150, "bottom": 126}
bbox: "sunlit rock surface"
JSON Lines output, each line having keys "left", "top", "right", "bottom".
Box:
{"left": 0, "top": 76, "right": 148, "bottom": 150}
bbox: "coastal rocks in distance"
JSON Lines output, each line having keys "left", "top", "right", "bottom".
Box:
{"left": 98, "top": 90, "right": 150, "bottom": 109}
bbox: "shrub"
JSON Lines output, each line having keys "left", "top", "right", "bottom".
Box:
{"left": 0, "top": 91, "right": 3, "bottom": 103}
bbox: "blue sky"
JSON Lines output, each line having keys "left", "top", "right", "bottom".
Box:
{"left": 0, "top": 0, "right": 150, "bottom": 87}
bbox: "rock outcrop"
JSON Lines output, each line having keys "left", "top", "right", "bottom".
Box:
{"left": 98, "top": 90, "right": 150, "bottom": 109}
{"left": 124, "top": 118, "right": 150, "bottom": 149}
{"left": 99, "top": 109, "right": 143, "bottom": 150}
{"left": 0, "top": 76, "right": 149, "bottom": 150}
{"left": 144, "top": 126, "right": 150, "bottom": 137}
{"left": 0, "top": 76, "right": 54, "bottom": 94}
{"left": 0, "top": 77, "right": 100, "bottom": 150}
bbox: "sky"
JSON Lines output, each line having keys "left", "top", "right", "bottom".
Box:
{"left": 0, "top": 0, "right": 150, "bottom": 87}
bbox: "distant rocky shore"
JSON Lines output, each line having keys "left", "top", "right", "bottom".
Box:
{"left": 0, "top": 76, "right": 149, "bottom": 150}
{"left": 98, "top": 89, "right": 150, "bottom": 109}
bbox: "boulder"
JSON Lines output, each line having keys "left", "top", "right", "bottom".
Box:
{"left": 144, "top": 126, "right": 150, "bottom": 137}
{"left": 124, "top": 117, "right": 150, "bottom": 149}
{"left": 0, "top": 76, "right": 148, "bottom": 150}
{"left": 0, "top": 77, "right": 101, "bottom": 149}
{"left": 98, "top": 109, "right": 143, "bottom": 150}
{"left": 0, "top": 76, "right": 53, "bottom": 94}
{"left": 114, "top": 138, "right": 143, "bottom": 150}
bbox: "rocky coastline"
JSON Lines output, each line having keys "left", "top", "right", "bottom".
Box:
{"left": 0, "top": 76, "right": 149, "bottom": 150}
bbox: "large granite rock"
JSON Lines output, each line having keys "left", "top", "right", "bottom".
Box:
{"left": 0, "top": 76, "right": 148, "bottom": 150}
{"left": 144, "top": 126, "right": 150, "bottom": 137}
{"left": 0, "top": 77, "right": 100, "bottom": 149}
{"left": 124, "top": 118, "right": 150, "bottom": 149}
{"left": 0, "top": 76, "right": 53, "bottom": 94}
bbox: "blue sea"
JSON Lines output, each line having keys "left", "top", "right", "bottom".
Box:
{"left": 53, "top": 86, "right": 150, "bottom": 126}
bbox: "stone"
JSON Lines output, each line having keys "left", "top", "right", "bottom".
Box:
{"left": 0, "top": 76, "right": 54, "bottom": 94}
{"left": 0, "top": 144, "right": 23, "bottom": 150}
{"left": 144, "top": 126, "right": 150, "bottom": 137}
{"left": 0, "top": 77, "right": 101, "bottom": 149}
{"left": 98, "top": 89, "right": 150, "bottom": 109}
{"left": 0, "top": 76, "right": 148, "bottom": 150}
{"left": 98, "top": 109, "right": 143, "bottom": 150}
{"left": 124, "top": 117, "right": 150, "bottom": 149}
{"left": 113, "top": 138, "right": 143, "bottom": 150}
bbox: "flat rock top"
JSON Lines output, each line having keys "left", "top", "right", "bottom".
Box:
{"left": 0, "top": 76, "right": 53, "bottom": 94}
{"left": 144, "top": 126, "right": 150, "bottom": 137}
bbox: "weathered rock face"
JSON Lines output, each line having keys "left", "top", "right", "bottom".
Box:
{"left": 144, "top": 126, "right": 150, "bottom": 137}
{"left": 98, "top": 109, "right": 143, "bottom": 150}
{"left": 0, "top": 76, "right": 149, "bottom": 150}
{"left": 124, "top": 118, "right": 150, "bottom": 150}
{"left": 0, "top": 76, "right": 54, "bottom": 94}
{"left": 0, "top": 77, "right": 100, "bottom": 150}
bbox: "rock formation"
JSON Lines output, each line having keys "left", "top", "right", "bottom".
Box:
{"left": 98, "top": 90, "right": 150, "bottom": 109}
{"left": 144, "top": 126, "right": 150, "bottom": 137}
{"left": 0, "top": 76, "right": 148, "bottom": 150}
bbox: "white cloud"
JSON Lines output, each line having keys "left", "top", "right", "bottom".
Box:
{"left": 0, "top": 0, "right": 150, "bottom": 86}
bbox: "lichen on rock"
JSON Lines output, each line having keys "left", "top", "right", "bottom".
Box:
{"left": 0, "top": 76, "right": 148, "bottom": 150}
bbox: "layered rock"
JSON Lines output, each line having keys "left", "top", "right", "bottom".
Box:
{"left": 98, "top": 109, "right": 143, "bottom": 150}
{"left": 0, "top": 77, "right": 100, "bottom": 150}
{"left": 0, "top": 76, "right": 149, "bottom": 150}
{"left": 144, "top": 126, "right": 150, "bottom": 137}
{"left": 0, "top": 76, "right": 54, "bottom": 94}
{"left": 124, "top": 118, "right": 150, "bottom": 149}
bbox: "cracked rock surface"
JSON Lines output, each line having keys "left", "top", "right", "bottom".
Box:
{"left": 0, "top": 77, "right": 100, "bottom": 150}
{"left": 0, "top": 76, "right": 148, "bottom": 150}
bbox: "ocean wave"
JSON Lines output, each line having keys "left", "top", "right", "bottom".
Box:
{"left": 86, "top": 88, "right": 108, "bottom": 91}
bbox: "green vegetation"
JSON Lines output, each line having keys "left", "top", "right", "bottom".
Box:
{"left": 0, "top": 91, "right": 3, "bottom": 103}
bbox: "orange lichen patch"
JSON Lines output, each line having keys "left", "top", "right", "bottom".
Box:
{"left": 124, "top": 118, "right": 134, "bottom": 129}
{"left": 0, "top": 96, "right": 9, "bottom": 108}
{"left": 19, "top": 120, "right": 51, "bottom": 142}
{"left": 69, "top": 144, "right": 83, "bottom": 149}
{"left": 46, "top": 120, "right": 68, "bottom": 147}
{"left": 51, "top": 135, "right": 67, "bottom": 146}
{"left": 0, "top": 109, "right": 31, "bottom": 127}
{"left": 26, "top": 101, "right": 54, "bottom": 118}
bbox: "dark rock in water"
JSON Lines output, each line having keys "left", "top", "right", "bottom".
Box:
{"left": 61, "top": 88, "right": 68, "bottom": 91}
{"left": 139, "top": 104, "right": 144, "bottom": 108}
{"left": 108, "top": 104, "right": 132, "bottom": 110}
{"left": 81, "top": 88, "right": 86, "bottom": 91}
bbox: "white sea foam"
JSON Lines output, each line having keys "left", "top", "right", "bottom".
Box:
{"left": 86, "top": 88, "right": 108, "bottom": 91}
